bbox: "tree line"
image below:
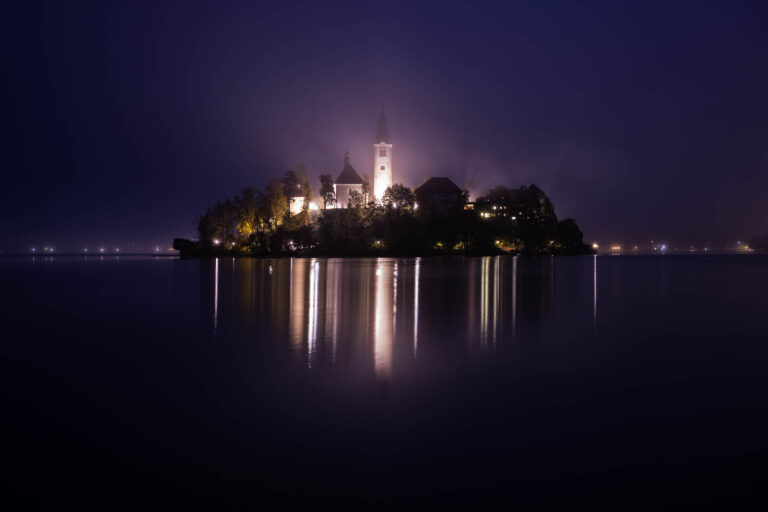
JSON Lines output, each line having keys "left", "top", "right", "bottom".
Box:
{"left": 174, "top": 169, "right": 591, "bottom": 257}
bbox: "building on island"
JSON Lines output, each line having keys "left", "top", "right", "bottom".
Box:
{"left": 373, "top": 108, "right": 393, "bottom": 201}
{"left": 334, "top": 151, "right": 364, "bottom": 208}
{"left": 288, "top": 195, "right": 304, "bottom": 216}
{"left": 288, "top": 183, "right": 312, "bottom": 216}
{"left": 299, "top": 109, "right": 397, "bottom": 211}
{"left": 414, "top": 177, "right": 464, "bottom": 213}
{"left": 474, "top": 191, "right": 519, "bottom": 220}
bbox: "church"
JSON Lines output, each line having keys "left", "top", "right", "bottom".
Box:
{"left": 332, "top": 109, "right": 393, "bottom": 208}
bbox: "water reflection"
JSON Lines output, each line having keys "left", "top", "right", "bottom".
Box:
{"left": 479, "top": 256, "right": 501, "bottom": 348}
{"left": 206, "top": 256, "right": 596, "bottom": 375}
{"left": 289, "top": 258, "right": 306, "bottom": 350}
{"left": 512, "top": 256, "right": 517, "bottom": 338}
{"left": 324, "top": 260, "right": 340, "bottom": 362}
{"left": 374, "top": 259, "right": 394, "bottom": 375}
{"left": 307, "top": 258, "right": 319, "bottom": 367}
{"left": 593, "top": 254, "right": 597, "bottom": 326}
{"left": 213, "top": 257, "right": 219, "bottom": 333}
{"left": 413, "top": 258, "right": 420, "bottom": 356}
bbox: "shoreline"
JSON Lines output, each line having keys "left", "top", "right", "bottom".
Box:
{"left": 177, "top": 247, "right": 594, "bottom": 259}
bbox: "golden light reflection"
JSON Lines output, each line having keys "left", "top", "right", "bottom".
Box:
{"left": 373, "top": 259, "right": 393, "bottom": 375}
{"left": 480, "top": 256, "right": 500, "bottom": 348}
{"left": 289, "top": 258, "right": 307, "bottom": 350}
{"left": 393, "top": 261, "right": 398, "bottom": 344}
{"left": 307, "top": 258, "right": 319, "bottom": 367}
{"left": 275, "top": 257, "right": 555, "bottom": 374}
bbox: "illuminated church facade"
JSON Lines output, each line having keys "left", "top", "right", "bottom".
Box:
{"left": 334, "top": 151, "right": 365, "bottom": 208}
{"left": 333, "top": 109, "right": 393, "bottom": 208}
{"left": 288, "top": 109, "right": 465, "bottom": 213}
{"left": 372, "top": 109, "right": 392, "bottom": 201}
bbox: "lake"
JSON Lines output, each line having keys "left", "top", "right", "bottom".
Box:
{"left": 2, "top": 255, "right": 768, "bottom": 508}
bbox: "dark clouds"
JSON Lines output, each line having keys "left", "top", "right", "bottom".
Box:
{"left": 2, "top": 0, "right": 768, "bottom": 251}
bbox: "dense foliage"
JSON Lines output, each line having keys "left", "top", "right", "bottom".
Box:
{"left": 175, "top": 179, "right": 591, "bottom": 257}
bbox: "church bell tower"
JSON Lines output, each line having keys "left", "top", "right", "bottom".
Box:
{"left": 373, "top": 108, "right": 393, "bottom": 202}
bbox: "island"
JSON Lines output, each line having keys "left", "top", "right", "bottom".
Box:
{"left": 174, "top": 110, "right": 591, "bottom": 258}
{"left": 174, "top": 167, "right": 591, "bottom": 258}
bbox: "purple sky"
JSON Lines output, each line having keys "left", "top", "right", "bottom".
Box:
{"left": 2, "top": 0, "right": 768, "bottom": 251}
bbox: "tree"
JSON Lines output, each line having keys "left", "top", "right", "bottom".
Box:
{"left": 382, "top": 183, "right": 415, "bottom": 210}
{"left": 197, "top": 199, "right": 237, "bottom": 245}
{"left": 316, "top": 208, "right": 371, "bottom": 253}
{"left": 362, "top": 175, "right": 372, "bottom": 205}
{"left": 234, "top": 187, "right": 260, "bottom": 238}
{"left": 197, "top": 208, "right": 219, "bottom": 243}
{"left": 555, "top": 218, "right": 586, "bottom": 253}
{"left": 301, "top": 175, "right": 314, "bottom": 214}
{"left": 280, "top": 170, "right": 300, "bottom": 198}
{"left": 191, "top": 179, "right": 591, "bottom": 256}
{"left": 348, "top": 189, "right": 364, "bottom": 209}
{"left": 459, "top": 188, "right": 470, "bottom": 206}
{"left": 472, "top": 184, "right": 560, "bottom": 252}
{"left": 259, "top": 179, "right": 289, "bottom": 231}
{"left": 281, "top": 163, "right": 310, "bottom": 199}
{"left": 319, "top": 174, "right": 336, "bottom": 209}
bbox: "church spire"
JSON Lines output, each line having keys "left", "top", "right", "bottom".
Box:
{"left": 372, "top": 107, "right": 393, "bottom": 201}
{"left": 376, "top": 105, "right": 389, "bottom": 143}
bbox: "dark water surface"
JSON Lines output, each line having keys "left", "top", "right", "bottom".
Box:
{"left": 3, "top": 255, "right": 768, "bottom": 508}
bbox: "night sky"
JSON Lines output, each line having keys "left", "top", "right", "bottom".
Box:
{"left": 2, "top": 0, "right": 768, "bottom": 252}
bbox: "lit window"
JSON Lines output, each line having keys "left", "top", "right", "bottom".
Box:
{"left": 379, "top": 149, "right": 387, "bottom": 157}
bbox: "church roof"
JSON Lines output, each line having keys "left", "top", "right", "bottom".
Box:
{"left": 335, "top": 151, "right": 364, "bottom": 185}
{"left": 415, "top": 177, "right": 462, "bottom": 196}
{"left": 376, "top": 107, "right": 389, "bottom": 143}
{"left": 335, "top": 167, "right": 364, "bottom": 185}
